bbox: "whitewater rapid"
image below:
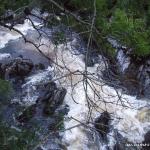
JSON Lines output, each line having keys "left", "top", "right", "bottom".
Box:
{"left": 0, "top": 16, "right": 150, "bottom": 150}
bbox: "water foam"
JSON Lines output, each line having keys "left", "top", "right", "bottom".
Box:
{"left": 0, "top": 19, "right": 41, "bottom": 49}
{"left": 1, "top": 19, "right": 150, "bottom": 150}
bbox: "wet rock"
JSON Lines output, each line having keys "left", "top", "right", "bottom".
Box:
{"left": 37, "top": 82, "right": 57, "bottom": 102}
{"left": 3, "top": 10, "right": 14, "bottom": 21}
{"left": 0, "top": 63, "right": 5, "bottom": 78}
{"left": 17, "top": 104, "right": 36, "bottom": 123}
{"left": 94, "top": 111, "right": 111, "bottom": 140}
{"left": 109, "top": 40, "right": 150, "bottom": 98}
{"left": 137, "top": 60, "right": 150, "bottom": 98}
{"left": 113, "top": 131, "right": 137, "bottom": 150}
{"left": 116, "top": 51, "right": 150, "bottom": 98}
{"left": 35, "top": 63, "right": 45, "bottom": 70}
{"left": 142, "top": 131, "right": 150, "bottom": 150}
{"left": 84, "top": 57, "right": 95, "bottom": 67}
{"left": 143, "top": 131, "right": 150, "bottom": 143}
{"left": 43, "top": 88, "right": 67, "bottom": 115}
{"left": 55, "top": 104, "right": 70, "bottom": 116}
{"left": 1, "top": 57, "right": 34, "bottom": 80}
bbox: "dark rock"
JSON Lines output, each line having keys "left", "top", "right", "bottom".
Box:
{"left": 35, "top": 63, "right": 45, "bottom": 70}
{"left": 37, "top": 82, "right": 57, "bottom": 102}
{"left": 17, "top": 104, "right": 36, "bottom": 123}
{"left": 113, "top": 131, "right": 137, "bottom": 150}
{"left": 137, "top": 60, "right": 150, "bottom": 98}
{"left": 2, "top": 57, "right": 34, "bottom": 80}
{"left": 24, "top": 7, "right": 31, "bottom": 15}
{"left": 55, "top": 104, "right": 70, "bottom": 115}
{"left": 94, "top": 111, "right": 111, "bottom": 140}
{"left": 115, "top": 48, "right": 150, "bottom": 98}
{"left": 142, "top": 131, "right": 150, "bottom": 150}
{"left": 3, "top": 10, "right": 14, "bottom": 21}
{"left": 0, "top": 63, "right": 5, "bottom": 78}
{"left": 43, "top": 88, "right": 67, "bottom": 115}
{"left": 85, "top": 57, "right": 95, "bottom": 67}
{"left": 143, "top": 131, "right": 150, "bottom": 143}
{"left": 52, "top": 88, "right": 67, "bottom": 106}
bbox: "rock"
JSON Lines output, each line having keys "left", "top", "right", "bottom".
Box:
{"left": 35, "top": 63, "right": 45, "bottom": 70}
{"left": 144, "top": 131, "right": 150, "bottom": 143}
{"left": 55, "top": 104, "right": 69, "bottom": 116}
{"left": 28, "top": 81, "right": 67, "bottom": 116}
{"left": 113, "top": 131, "right": 137, "bottom": 150}
{"left": 0, "top": 63, "right": 5, "bottom": 78}
{"left": 137, "top": 60, "right": 150, "bottom": 98}
{"left": 37, "top": 82, "right": 57, "bottom": 102}
{"left": 94, "top": 111, "right": 111, "bottom": 139}
{"left": 43, "top": 88, "right": 67, "bottom": 115}
{"left": 3, "top": 10, "right": 14, "bottom": 21}
{"left": 84, "top": 57, "right": 95, "bottom": 67}
{"left": 142, "top": 131, "right": 150, "bottom": 150}
{"left": 52, "top": 88, "right": 67, "bottom": 106}
{"left": 2, "top": 57, "right": 34, "bottom": 80}
{"left": 17, "top": 104, "right": 36, "bottom": 123}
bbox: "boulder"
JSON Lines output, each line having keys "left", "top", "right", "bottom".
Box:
{"left": 2, "top": 57, "right": 34, "bottom": 80}
{"left": 113, "top": 131, "right": 137, "bottom": 150}
{"left": 17, "top": 104, "right": 36, "bottom": 123}
{"left": 94, "top": 111, "right": 111, "bottom": 140}
{"left": 43, "top": 88, "right": 67, "bottom": 115}
{"left": 138, "top": 60, "right": 150, "bottom": 98}
{"left": 142, "top": 131, "right": 150, "bottom": 150}
{"left": 37, "top": 82, "right": 57, "bottom": 102}
{"left": 35, "top": 63, "right": 45, "bottom": 70}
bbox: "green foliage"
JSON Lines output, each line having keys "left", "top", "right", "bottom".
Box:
{"left": 52, "top": 31, "right": 66, "bottom": 45}
{"left": 108, "top": 9, "right": 150, "bottom": 56}
{"left": 69, "top": 0, "right": 92, "bottom": 10}
{"left": 0, "top": 0, "right": 150, "bottom": 57}
{"left": 0, "top": 122, "right": 38, "bottom": 150}
{"left": 0, "top": 0, "right": 30, "bottom": 15}
{"left": 0, "top": 79, "right": 12, "bottom": 101}
{"left": 61, "top": 0, "right": 150, "bottom": 57}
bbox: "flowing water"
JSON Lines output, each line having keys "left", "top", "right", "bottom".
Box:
{"left": 0, "top": 14, "right": 150, "bottom": 150}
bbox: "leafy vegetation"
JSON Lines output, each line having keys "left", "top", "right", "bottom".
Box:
{"left": 1, "top": 0, "right": 150, "bottom": 57}
{"left": 109, "top": 8, "right": 150, "bottom": 56}
{"left": 0, "top": 0, "right": 30, "bottom": 15}
{"left": 0, "top": 79, "right": 12, "bottom": 101}
{"left": 0, "top": 122, "right": 38, "bottom": 150}
{"left": 57, "top": 0, "right": 150, "bottom": 57}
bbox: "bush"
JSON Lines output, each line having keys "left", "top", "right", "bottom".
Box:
{"left": 109, "top": 9, "right": 150, "bottom": 56}
{"left": 0, "top": 79, "right": 12, "bottom": 101}
{"left": 0, "top": 122, "right": 38, "bottom": 150}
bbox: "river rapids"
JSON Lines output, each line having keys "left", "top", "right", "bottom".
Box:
{"left": 0, "top": 11, "right": 150, "bottom": 150}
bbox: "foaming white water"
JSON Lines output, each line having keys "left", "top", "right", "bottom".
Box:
{"left": 44, "top": 41, "right": 150, "bottom": 149}
{"left": 0, "top": 19, "right": 41, "bottom": 49}
{"left": 108, "top": 37, "right": 130, "bottom": 73}
{"left": 1, "top": 20, "right": 150, "bottom": 150}
{"left": 0, "top": 53, "right": 11, "bottom": 60}
{"left": 12, "top": 67, "right": 53, "bottom": 106}
{"left": 117, "top": 49, "right": 130, "bottom": 72}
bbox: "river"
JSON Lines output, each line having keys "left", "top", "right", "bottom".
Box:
{"left": 0, "top": 11, "right": 150, "bottom": 150}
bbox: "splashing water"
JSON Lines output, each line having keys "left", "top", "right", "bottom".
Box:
{"left": 108, "top": 37, "right": 131, "bottom": 73}
{"left": 1, "top": 16, "right": 150, "bottom": 150}
{"left": 0, "top": 19, "right": 41, "bottom": 49}
{"left": 117, "top": 49, "right": 130, "bottom": 72}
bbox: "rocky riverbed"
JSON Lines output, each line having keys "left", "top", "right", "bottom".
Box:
{"left": 0, "top": 10, "right": 150, "bottom": 150}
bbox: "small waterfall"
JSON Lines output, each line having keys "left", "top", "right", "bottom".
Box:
{"left": 1, "top": 14, "right": 150, "bottom": 150}
{"left": 117, "top": 49, "right": 130, "bottom": 73}
{"left": 108, "top": 37, "right": 131, "bottom": 73}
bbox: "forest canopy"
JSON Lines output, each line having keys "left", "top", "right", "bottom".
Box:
{"left": 0, "top": 0, "right": 150, "bottom": 57}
